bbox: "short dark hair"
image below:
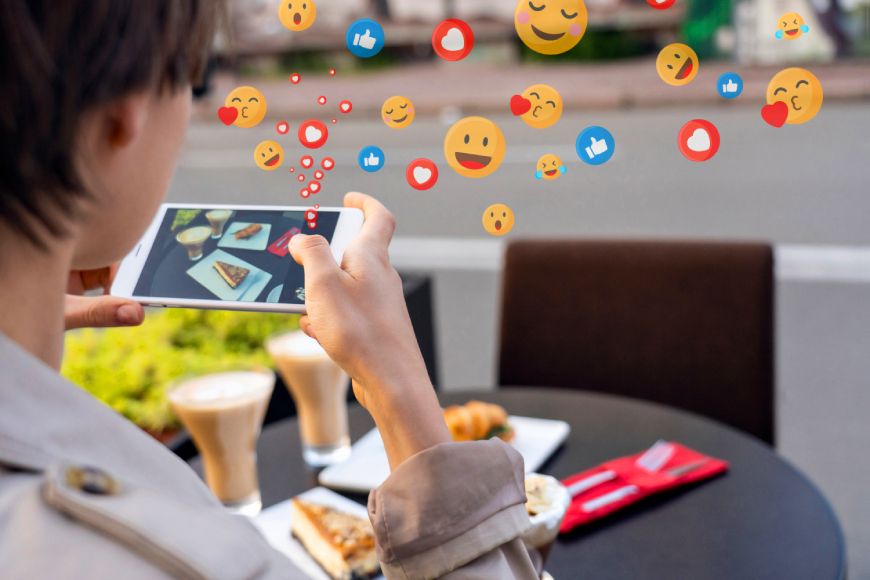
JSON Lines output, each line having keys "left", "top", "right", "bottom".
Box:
{"left": 0, "top": 0, "right": 222, "bottom": 248}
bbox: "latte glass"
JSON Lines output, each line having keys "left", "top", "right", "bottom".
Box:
{"left": 265, "top": 330, "right": 351, "bottom": 466}
{"left": 168, "top": 366, "right": 275, "bottom": 516}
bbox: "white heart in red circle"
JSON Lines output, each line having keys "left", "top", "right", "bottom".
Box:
{"left": 309, "top": 181, "right": 320, "bottom": 193}
{"left": 276, "top": 122, "right": 289, "bottom": 135}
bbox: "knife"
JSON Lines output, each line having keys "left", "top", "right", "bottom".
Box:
{"left": 665, "top": 458, "right": 709, "bottom": 477}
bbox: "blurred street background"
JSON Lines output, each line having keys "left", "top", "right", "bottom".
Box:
{"left": 169, "top": 0, "right": 870, "bottom": 574}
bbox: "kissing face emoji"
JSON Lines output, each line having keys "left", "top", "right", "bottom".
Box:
{"left": 444, "top": 117, "right": 506, "bottom": 178}
{"left": 483, "top": 204, "right": 515, "bottom": 236}
{"left": 279, "top": 1, "right": 316, "bottom": 31}
{"left": 520, "top": 84, "right": 563, "bottom": 129}
{"left": 255, "top": 141, "right": 284, "bottom": 170}
{"left": 514, "top": 0, "right": 588, "bottom": 55}
{"left": 535, "top": 154, "right": 566, "bottom": 180}
{"left": 382, "top": 96, "right": 415, "bottom": 129}
{"left": 766, "top": 68, "right": 823, "bottom": 125}
{"left": 225, "top": 86, "right": 267, "bottom": 128}
{"left": 777, "top": 13, "right": 807, "bottom": 39}
{"left": 656, "top": 44, "right": 699, "bottom": 86}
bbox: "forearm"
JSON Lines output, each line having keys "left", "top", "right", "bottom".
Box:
{"left": 365, "top": 371, "right": 452, "bottom": 471}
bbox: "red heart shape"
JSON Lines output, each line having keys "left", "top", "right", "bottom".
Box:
{"left": 218, "top": 106, "right": 238, "bottom": 125}
{"left": 510, "top": 95, "right": 531, "bottom": 116}
{"left": 761, "top": 101, "right": 788, "bottom": 128}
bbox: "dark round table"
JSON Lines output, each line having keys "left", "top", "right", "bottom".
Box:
{"left": 191, "top": 388, "right": 845, "bottom": 580}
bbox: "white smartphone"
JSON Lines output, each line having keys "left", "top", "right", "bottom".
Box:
{"left": 112, "top": 203, "right": 364, "bottom": 313}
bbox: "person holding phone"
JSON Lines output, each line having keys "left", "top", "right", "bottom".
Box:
{"left": 0, "top": 1, "right": 539, "bottom": 579}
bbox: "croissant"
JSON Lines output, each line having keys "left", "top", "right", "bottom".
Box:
{"left": 443, "top": 401, "right": 514, "bottom": 443}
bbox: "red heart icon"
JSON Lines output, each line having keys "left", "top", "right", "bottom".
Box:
{"left": 510, "top": 95, "right": 531, "bottom": 116}
{"left": 761, "top": 101, "right": 788, "bottom": 128}
{"left": 218, "top": 106, "right": 238, "bottom": 125}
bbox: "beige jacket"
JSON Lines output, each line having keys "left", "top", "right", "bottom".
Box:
{"left": 0, "top": 331, "right": 539, "bottom": 580}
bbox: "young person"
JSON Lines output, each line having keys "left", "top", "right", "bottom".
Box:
{"left": 0, "top": 1, "right": 539, "bottom": 578}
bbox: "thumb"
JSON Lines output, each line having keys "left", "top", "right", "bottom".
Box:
{"left": 289, "top": 234, "right": 341, "bottom": 285}
{"left": 65, "top": 295, "right": 144, "bottom": 331}
{"left": 362, "top": 29, "right": 371, "bottom": 37}
{"left": 591, "top": 137, "right": 599, "bottom": 144}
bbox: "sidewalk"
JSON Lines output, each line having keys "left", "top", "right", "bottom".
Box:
{"left": 193, "top": 59, "right": 870, "bottom": 122}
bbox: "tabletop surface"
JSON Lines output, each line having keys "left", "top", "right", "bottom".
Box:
{"left": 190, "top": 388, "right": 845, "bottom": 580}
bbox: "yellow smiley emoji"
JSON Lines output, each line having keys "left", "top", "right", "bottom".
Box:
{"left": 521, "top": 84, "right": 563, "bottom": 129}
{"left": 225, "top": 86, "right": 267, "bottom": 128}
{"left": 656, "top": 44, "right": 699, "bottom": 86}
{"left": 535, "top": 154, "right": 566, "bottom": 180}
{"left": 766, "top": 68, "right": 823, "bottom": 125}
{"left": 483, "top": 204, "right": 515, "bottom": 236}
{"left": 382, "top": 96, "right": 415, "bottom": 129}
{"left": 444, "top": 117, "right": 506, "bottom": 179}
{"left": 514, "top": 0, "right": 587, "bottom": 55}
{"left": 279, "top": 0, "right": 316, "bottom": 31}
{"left": 254, "top": 140, "right": 284, "bottom": 171}
{"left": 777, "top": 13, "right": 807, "bottom": 39}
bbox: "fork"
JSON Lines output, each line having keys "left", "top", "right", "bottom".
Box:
{"left": 239, "top": 271, "right": 263, "bottom": 301}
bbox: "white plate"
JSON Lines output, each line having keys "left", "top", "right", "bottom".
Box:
{"left": 267, "top": 284, "right": 284, "bottom": 303}
{"left": 318, "top": 416, "right": 570, "bottom": 493}
{"left": 186, "top": 249, "right": 272, "bottom": 302}
{"left": 217, "top": 222, "right": 272, "bottom": 251}
{"left": 252, "top": 487, "right": 385, "bottom": 580}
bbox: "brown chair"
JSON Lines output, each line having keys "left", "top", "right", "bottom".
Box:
{"left": 498, "top": 240, "right": 775, "bottom": 445}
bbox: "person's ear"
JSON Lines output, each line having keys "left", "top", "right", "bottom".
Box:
{"left": 103, "top": 94, "right": 150, "bottom": 150}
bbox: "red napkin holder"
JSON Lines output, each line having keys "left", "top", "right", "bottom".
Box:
{"left": 268, "top": 227, "right": 301, "bottom": 257}
{"left": 560, "top": 443, "right": 728, "bottom": 533}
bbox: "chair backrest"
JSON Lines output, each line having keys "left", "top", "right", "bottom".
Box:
{"left": 498, "top": 240, "right": 775, "bottom": 445}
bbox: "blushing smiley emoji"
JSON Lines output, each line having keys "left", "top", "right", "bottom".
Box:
{"left": 255, "top": 141, "right": 284, "bottom": 171}
{"left": 382, "top": 96, "right": 415, "bottom": 129}
{"left": 535, "top": 154, "right": 566, "bottom": 180}
{"left": 224, "top": 86, "right": 267, "bottom": 128}
{"left": 656, "top": 44, "right": 699, "bottom": 86}
{"left": 279, "top": 0, "right": 316, "bottom": 31}
{"left": 514, "top": 0, "right": 587, "bottom": 55}
{"left": 444, "top": 117, "right": 506, "bottom": 179}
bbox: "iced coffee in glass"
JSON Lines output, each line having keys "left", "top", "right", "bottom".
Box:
{"left": 266, "top": 330, "right": 351, "bottom": 466}
{"left": 176, "top": 226, "right": 211, "bottom": 261}
{"left": 168, "top": 367, "right": 275, "bottom": 515}
{"left": 206, "top": 209, "right": 232, "bottom": 239}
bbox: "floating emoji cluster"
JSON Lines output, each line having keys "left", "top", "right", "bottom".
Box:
{"left": 227, "top": 0, "right": 824, "bottom": 238}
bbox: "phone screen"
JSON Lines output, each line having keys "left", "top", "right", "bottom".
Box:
{"left": 132, "top": 207, "right": 338, "bottom": 305}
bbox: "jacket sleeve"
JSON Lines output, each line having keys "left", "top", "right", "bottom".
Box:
{"left": 367, "top": 439, "right": 541, "bottom": 580}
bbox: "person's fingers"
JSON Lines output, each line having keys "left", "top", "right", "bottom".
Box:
{"left": 344, "top": 192, "right": 396, "bottom": 251}
{"left": 288, "top": 234, "right": 341, "bottom": 286}
{"left": 64, "top": 295, "right": 145, "bottom": 330}
{"left": 298, "top": 315, "right": 316, "bottom": 340}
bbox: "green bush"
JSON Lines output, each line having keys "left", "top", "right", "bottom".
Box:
{"left": 62, "top": 309, "right": 299, "bottom": 433}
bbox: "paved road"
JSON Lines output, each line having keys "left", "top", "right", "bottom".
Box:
{"left": 173, "top": 102, "right": 870, "bottom": 244}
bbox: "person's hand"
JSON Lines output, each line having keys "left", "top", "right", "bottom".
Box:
{"left": 289, "top": 192, "right": 451, "bottom": 468}
{"left": 65, "top": 264, "right": 144, "bottom": 331}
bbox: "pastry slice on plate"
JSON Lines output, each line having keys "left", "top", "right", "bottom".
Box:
{"left": 291, "top": 499, "right": 380, "bottom": 580}
{"left": 235, "top": 223, "right": 263, "bottom": 240}
{"left": 213, "top": 261, "right": 249, "bottom": 288}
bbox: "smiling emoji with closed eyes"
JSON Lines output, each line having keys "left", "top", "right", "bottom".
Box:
{"left": 777, "top": 12, "right": 808, "bottom": 39}
{"left": 514, "top": 0, "right": 587, "bottom": 55}
{"left": 225, "top": 86, "right": 267, "bottom": 128}
{"left": 382, "top": 96, "right": 415, "bottom": 129}
{"left": 445, "top": 117, "right": 506, "bottom": 178}
{"left": 766, "top": 68, "right": 823, "bottom": 125}
{"left": 279, "top": 0, "right": 316, "bottom": 31}
{"left": 254, "top": 141, "right": 284, "bottom": 171}
{"left": 656, "top": 44, "right": 699, "bottom": 86}
{"left": 535, "top": 154, "right": 566, "bottom": 180}
{"left": 519, "top": 84, "right": 563, "bottom": 129}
